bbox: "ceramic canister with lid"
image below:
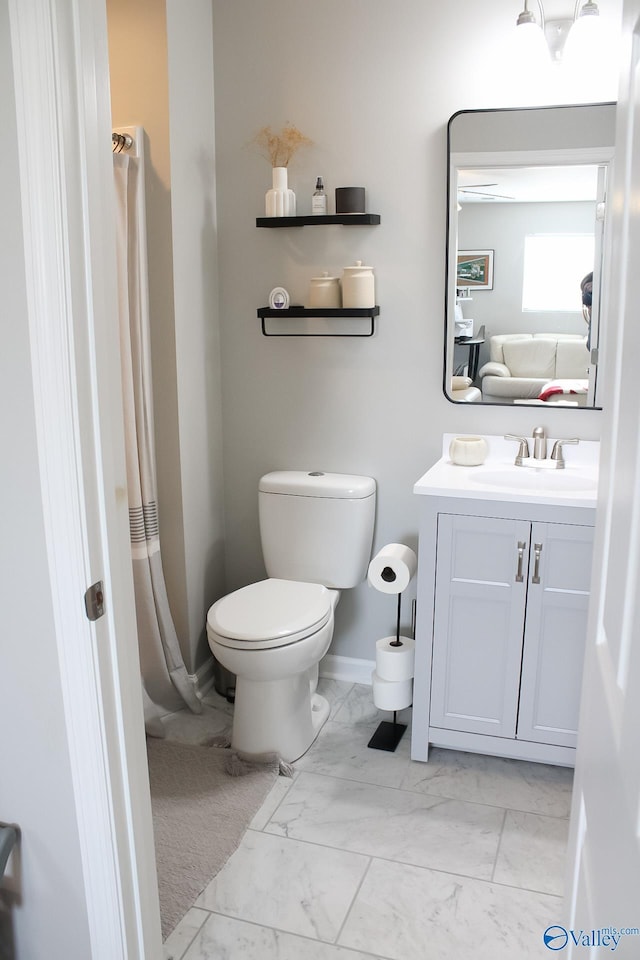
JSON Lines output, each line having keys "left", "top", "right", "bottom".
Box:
{"left": 342, "top": 260, "right": 375, "bottom": 308}
{"left": 309, "top": 271, "right": 341, "bottom": 309}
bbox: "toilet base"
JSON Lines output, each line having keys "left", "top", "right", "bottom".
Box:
{"left": 231, "top": 674, "right": 330, "bottom": 763}
{"left": 310, "top": 692, "right": 331, "bottom": 740}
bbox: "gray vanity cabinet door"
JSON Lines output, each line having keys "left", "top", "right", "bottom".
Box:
{"left": 516, "top": 522, "right": 593, "bottom": 748}
{"left": 430, "top": 513, "right": 530, "bottom": 738}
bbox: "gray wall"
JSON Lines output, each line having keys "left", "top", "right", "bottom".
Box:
{"left": 105, "top": 0, "right": 624, "bottom": 667}
{"left": 211, "top": 0, "right": 621, "bottom": 658}
{"left": 165, "top": 0, "right": 226, "bottom": 671}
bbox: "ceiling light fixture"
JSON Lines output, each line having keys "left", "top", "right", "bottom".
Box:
{"left": 515, "top": 0, "right": 603, "bottom": 64}
{"left": 563, "top": 0, "right": 602, "bottom": 64}
{"left": 515, "top": 0, "right": 551, "bottom": 63}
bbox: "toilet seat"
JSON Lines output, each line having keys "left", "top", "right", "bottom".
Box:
{"left": 208, "top": 578, "right": 332, "bottom": 650}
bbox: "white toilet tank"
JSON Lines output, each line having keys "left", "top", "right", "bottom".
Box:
{"left": 259, "top": 471, "right": 376, "bottom": 589}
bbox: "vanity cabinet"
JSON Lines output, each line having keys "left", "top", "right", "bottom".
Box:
{"left": 412, "top": 441, "right": 598, "bottom": 768}
{"left": 430, "top": 514, "right": 593, "bottom": 751}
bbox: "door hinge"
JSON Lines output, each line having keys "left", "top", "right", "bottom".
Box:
{"left": 591, "top": 347, "right": 599, "bottom": 365}
{"left": 84, "top": 580, "right": 105, "bottom": 621}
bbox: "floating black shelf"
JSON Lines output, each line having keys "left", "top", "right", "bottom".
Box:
{"left": 256, "top": 214, "right": 381, "bottom": 228}
{"left": 257, "top": 305, "right": 379, "bottom": 337}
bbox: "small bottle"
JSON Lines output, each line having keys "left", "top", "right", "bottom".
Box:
{"left": 311, "top": 177, "right": 327, "bottom": 215}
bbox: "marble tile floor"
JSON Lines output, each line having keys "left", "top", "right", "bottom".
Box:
{"left": 162, "top": 680, "right": 574, "bottom": 960}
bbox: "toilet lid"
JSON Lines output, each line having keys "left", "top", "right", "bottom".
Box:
{"left": 208, "top": 578, "right": 332, "bottom": 647}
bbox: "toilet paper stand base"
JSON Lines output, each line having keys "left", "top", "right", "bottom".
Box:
{"left": 368, "top": 593, "right": 409, "bottom": 753}
{"left": 367, "top": 712, "right": 407, "bottom": 752}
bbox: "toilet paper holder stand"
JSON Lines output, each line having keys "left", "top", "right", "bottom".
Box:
{"left": 367, "top": 593, "right": 415, "bottom": 753}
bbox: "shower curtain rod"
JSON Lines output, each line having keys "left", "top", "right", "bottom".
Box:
{"left": 112, "top": 131, "right": 133, "bottom": 153}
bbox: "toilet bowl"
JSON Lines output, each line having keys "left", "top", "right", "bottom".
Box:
{"left": 206, "top": 470, "right": 376, "bottom": 764}
{"left": 207, "top": 579, "right": 338, "bottom": 761}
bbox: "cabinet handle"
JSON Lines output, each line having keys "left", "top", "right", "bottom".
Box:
{"left": 515, "top": 541, "right": 526, "bottom": 582}
{"left": 532, "top": 542, "right": 543, "bottom": 584}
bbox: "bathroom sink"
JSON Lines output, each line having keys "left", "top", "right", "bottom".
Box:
{"left": 415, "top": 435, "right": 601, "bottom": 507}
{"left": 469, "top": 468, "right": 597, "bottom": 493}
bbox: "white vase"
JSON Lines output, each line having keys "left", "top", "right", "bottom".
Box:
{"left": 265, "top": 166, "right": 296, "bottom": 217}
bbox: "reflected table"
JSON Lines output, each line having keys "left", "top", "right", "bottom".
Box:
{"left": 455, "top": 326, "right": 485, "bottom": 381}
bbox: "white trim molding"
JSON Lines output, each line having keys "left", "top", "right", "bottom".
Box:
{"left": 320, "top": 654, "right": 375, "bottom": 686}
{"left": 193, "top": 657, "right": 217, "bottom": 699}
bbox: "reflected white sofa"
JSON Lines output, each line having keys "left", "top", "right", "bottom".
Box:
{"left": 478, "top": 333, "right": 590, "bottom": 404}
{"left": 451, "top": 376, "right": 481, "bottom": 402}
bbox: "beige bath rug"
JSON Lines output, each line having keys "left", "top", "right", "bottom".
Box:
{"left": 147, "top": 738, "right": 277, "bottom": 939}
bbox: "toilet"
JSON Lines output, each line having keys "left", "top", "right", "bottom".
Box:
{"left": 206, "top": 471, "right": 376, "bottom": 762}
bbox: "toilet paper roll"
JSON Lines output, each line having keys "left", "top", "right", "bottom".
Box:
{"left": 376, "top": 635, "right": 415, "bottom": 682}
{"left": 371, "top": 670, "right": 413, "bottom": 711}
{"left": 367, "top": 543, "right": 417, "bottom": 594}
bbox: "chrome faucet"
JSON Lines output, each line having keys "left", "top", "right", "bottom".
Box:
{"left": 505, "top": 431, "right": 580, "bottom": 468}
{"left": 532, "top": 426, "right": 547, "bottom": 460}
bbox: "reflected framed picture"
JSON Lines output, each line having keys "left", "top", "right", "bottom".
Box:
{"left": 457, "top": 249, "right": 494, "bottom": 290}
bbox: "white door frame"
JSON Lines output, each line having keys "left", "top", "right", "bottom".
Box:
{"left": 566, "top": 0, "right": 640, "bottom": 946}
{"left": 8, "top": 0, "right": 161, "bottom": 956}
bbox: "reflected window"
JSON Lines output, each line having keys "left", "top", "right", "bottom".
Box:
{"left": 522, "top": 234, "right": 595, "bottom": 312}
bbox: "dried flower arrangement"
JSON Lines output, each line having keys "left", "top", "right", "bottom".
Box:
{"left": 251, "top": 124, "right": 313, "bottom": 168}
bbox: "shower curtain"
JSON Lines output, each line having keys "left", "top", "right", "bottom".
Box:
{"left": 113, "top": 151, "right": 201, "bottom": 735}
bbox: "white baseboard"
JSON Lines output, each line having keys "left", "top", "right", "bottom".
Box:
{"left": 192, "top": 656, "right": 216, "bottom": 698}
{"left": 319, "top": 654, "right": 375, "bottom": 686}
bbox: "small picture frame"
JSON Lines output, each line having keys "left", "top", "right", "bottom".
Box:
{"left": 456, "top": 250, "right": 494, "bottom": 290}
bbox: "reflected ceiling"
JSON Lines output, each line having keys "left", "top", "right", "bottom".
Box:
{"left": 457, "top": 165, "right": 600, "bottom": 204}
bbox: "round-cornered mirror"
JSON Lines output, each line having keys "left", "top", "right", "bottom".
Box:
{"left": 445, "top": 103, "right": 616, "bottom": 410}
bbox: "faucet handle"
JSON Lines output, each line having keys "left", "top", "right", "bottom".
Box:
{"left": 550, "top": 438, "right": 579, "bottom": 468}
{"left": 504, "top": 435, "right": 530, "bottom": 466}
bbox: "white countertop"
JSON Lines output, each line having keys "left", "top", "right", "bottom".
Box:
{"left": 414, "top": 434, "right": 599, "bottom": 509}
